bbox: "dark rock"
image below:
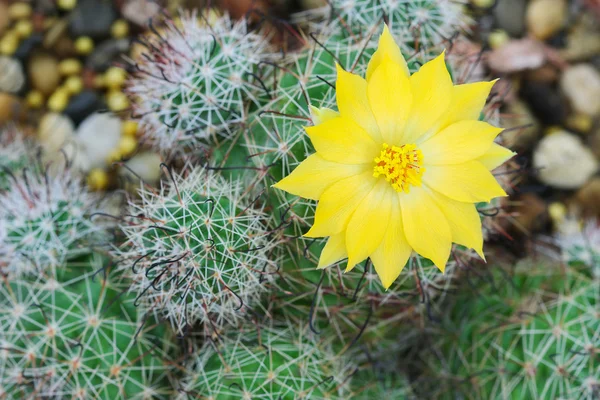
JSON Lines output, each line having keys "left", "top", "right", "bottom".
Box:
{"left": 64, "top": 90, "right": 104, "bottom": 125}
{"left": 519, "top": 81, "right": 568, "bottom": 126}
{"left": 86, "top": 39, "right": 130, "bottom": 72}
{"left": 13, "top": 33, "right": 43, "bottom": 62}
{"left": 494, "top": 0, "right": 527, "bottom": 37}
{"left": 69, "top": 0, "right": 117, "bottom": 40}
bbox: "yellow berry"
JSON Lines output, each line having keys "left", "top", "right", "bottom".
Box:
{"left": 104, "top": 67, "right": 127, "bottom": 90}
{"left": 47, "top": 89, "right": 70, "bottom": 112}
{"left": 110, "top": 19, "right": 129, "bottom": 39}
{"left": 488, "top": 30, "right": 510, "bottom": 50}
{"left": 74, "top": 36, "right": 94, "bottom": 55}
{"left": 26, "top": 90, "right": 45, "bottom": 109}
{"left": 87, "top": 168, "right": 109, "bottom": 191}
{"left": 107, "top": 90, "right": 130, "bottom": 112}
{"left": 63, "top": 76, "right": 84, "bottom": 95}
{"left": 118, "top": 135, "right": 137, "bottom": 157}
{"left": 57, "top": 0, "right": 78, "bottom": 11}
{"left": 14, "top": 20, "right": 33, "bottom": 39}
{"left": 58, "top": 58, "right": 82, "bottom": 76}
{"left": 8, "top": 2, "right": 32, "bottom": 20}
{"left": 0, "top": 33, "right": 19, "bottom": 56}
{"left": 122, "top": 120, "right": 139, "bottom": 137}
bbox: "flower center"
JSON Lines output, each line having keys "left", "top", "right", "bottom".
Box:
{"left": 373, "top": 143, "right": 425, "bottom": 193}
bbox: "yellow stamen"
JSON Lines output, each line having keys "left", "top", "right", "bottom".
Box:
{"left": 373, "top": 143, "right": 425, "bottom": 193}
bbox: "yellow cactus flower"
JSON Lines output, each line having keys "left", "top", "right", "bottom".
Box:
{"left": 273, "top": 25, "right": 515, "bottom": 289}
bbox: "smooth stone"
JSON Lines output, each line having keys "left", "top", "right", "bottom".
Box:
{"left": 0, "top": 3, "right": 9, "bottom": 36}
{"left": 560, "top": 64, "right": 600, "bottom": 117}
{"left": 28, "top": 52, "right": 61, "bottom": 96}
{"left": 526, "top": 0, "right": 567, "bottom": 40}
{"left": 75, "top": 112, "right": 122, "bottom": 170}
{"left": 69, "top": 0, "right": 117, "bottom": 40}
{"left": 121, "top": 152, "right": 163, "bottom": 185}
{"left": 64, "top": 90, "right": 104, "bottom": 125}
{"left": 520, "top": 81, "right": 567, "bottom": 126}
{"left": 573, "top": 178, "right": 600, "bottom": 220}
{"left": 494, "top": 0, "right": 527, "bottom": 37}
{"left": 43, "top": 17, "right": 69, "bottom": 49}
{"left": 0, "top": 93, "right": 22, "bottom": 124}
{"left": 560, "top": 15, "right": 600, "bottom": 61}
{"left": 122, "top": 0, "right": 161, "bottom": 26}
{"left": 86, "top": 39, "right": 130, "bottom": 72}
{"left": 13, "top": 33, "right": 43, "bottom": 62}
{"left": 0, "top": 56, "right": 25, "bottom": 93}
{"left": 533, "top": 131, "right": 598, "bottom": 189}
{"left": 487, "top": 38, "right": 545, "bottom": 73}
{"left": 38, "top": 112, "right": 76, "bottom": 154}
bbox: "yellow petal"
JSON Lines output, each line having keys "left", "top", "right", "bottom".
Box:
{"left": 306, "top": 116, "right": 380, "bottom": 165}
{"left": 366, "top": 24, "right": 409, "bottom": 81}
{"left": 345, "top": 180, "right": 393, "bottom": 271}
{"left": 404, "top": 52, "right": 453, "bottom": 144}
{"left": 477, "top": 143, "right": 516, "bottom": 170}
{"left": 317, "top": 232, "right": 347, "bottom": 269}
{"left": 427, "top": 188, "right": 485, "bottom": 260}
{"left": 273, "top": 154, "right": 369, "bottom": 200}
{"left": 367, "top": 57, "right": 412, "bottom": 144}
{"left": 336, "top": 64, "right": 382, "bottom": 142}
{"left": 400, "top": 186, "right": 452, "bottom": 272}
{"left": 420, "top": 121, "right": 503, "bottom": 165}
{"left": 305, "top": 170, "right": 376, "bottom": 238}
{"left": 369, "top": 195, "right": 412, "bottom": 289}
{"left": 423, "top": 161, "right": 507, "bottom": 203}
{"left": 310, "top": 105, "right": 339, "bottom": 125}
{"left": 439, "top": 80, "right": 497, "bottom": 129}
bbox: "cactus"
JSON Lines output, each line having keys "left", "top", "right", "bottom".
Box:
{"left": 113, "top": 165, "right": 280, "bottom": 335}
{"left": 559, "top": 219, "right": 600, "bottom": 276}
{"left": 0, "top": 128, "right": 31, "bottom": 191}
{"left": 414, "top": 262, "right": 600, "bottom": 399}
{"left": 127, "top": 10, "right": 274, "bottom": 155}
{"left": 176, "top": 319, "right": 355, "bottom": 399}
{"left": 0, "top": 157, "right": 110, "bottom": 278}
{"left": 0, "top": 256, "right": 175, "bottom": 399}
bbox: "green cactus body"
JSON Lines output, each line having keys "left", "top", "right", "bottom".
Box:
{"left": 177, "top": 321, "right": 355, "bottom": 399}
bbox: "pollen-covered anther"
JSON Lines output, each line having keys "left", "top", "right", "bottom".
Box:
{"left": 373, "top": 143, "right": 425, "bottom": 193}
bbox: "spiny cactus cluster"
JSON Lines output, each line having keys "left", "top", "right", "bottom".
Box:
{"left": 0, "top": 128, "right": 31, "bottom": 191}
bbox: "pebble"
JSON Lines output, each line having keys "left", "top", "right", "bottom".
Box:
{"left": 13, "top": 20, "right": 33, "bottom": 39}
{"left": 0, "top": 32, "right": 19, "bottom": 56}
{"left": 520, "top": 81, "right": 567, "bottom": 126}
{"left": 0, "top": 93, "right": 22, "bottom": 124}
{"left": 0, "top": 3, "right": 9, "bottom": 36}
{"left": 110, "top": 19, "right": 129, "bottom": 39}
{"left": 573, "top": 178, "right": 600, "bottom": 219}
{"left": 38, "top": 113, "right": 76, "bottom": 155}
{"left": 13, "top": 33, "right": 43, "bottom": 61}
{"left": 64, "top": 90, "right": 102, "bottom": 125}
{"left": 560, "top": 64, "right": 600, "bottom": 117}
{"left": 494, "top": 0, "right": 527, "bottom": 37}
{"left": 107, "top": 90, "right": 130, "bottom": 112}
{"left": 501, "top": 100, "right": 540, "bottom": 151}
{"left": 43, "top": 18, "right": 69, "bottom": 49}
{"left": 28, "top": 52, "right": 61, "bottom": 96}
{"left": 58, "top": 0, "right": 78, "bottom": 11}
{"left": 74, "top": 36, "right": 94, "bottom": 55}
{"left": 76, "top": 112, "right": 122, "bottom": 170}
{"left": 63, "top": 75, "right": 84, "bottom": 95}
{"left": 47, "top": 88, "right": 70, "bottom": 112}
{"left": 8, "top": 3, "right": 32, "bottom": 20}
{"left": 58, "top": 58, "right": 83, "bottom": 76}
{"left": 526, "top": 0, "right": 567, "bottom": 40}
{"left": 487, "top": 38, "right": 545, "bottom": 73}
{"left": 104, "top": 66, "right": 127, "bottom": 89}
{"left": 122, "top": 0, "right": 161, "bottom": 26}
{"left": 560, "top": 15, "right": 600, "bottom": 62}
{"left": 69, "top": 0, "right": 117, "bottom": 40}
{"left": 533, "top": 130, "right": 598, "bottom": 189}
{"left": 120, "top": 151, "right": 163, "bottom": 185}
{"left": 86, "top": 38, "right": 130, "bottom": 72}
{"left": 87, "top": 168, "right": 109, "bottom": 191}
{"left": 0, "top": 56, "right": 25, "bottom": 94}
{"left": 488, "top": 30, "right": 510, "bottom": 50}
{"left": 26, "top": 90, "right": 44, "bottom": 109}
{"left": 117, "top": 135, "right": 137, "bottom": 157}
{"left": 122, "top": 120, "right": 138, "bottom": 137}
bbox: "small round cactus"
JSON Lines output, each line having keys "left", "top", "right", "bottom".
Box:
{"left": 176, "top": 319, "right": 355, "bottom": 399}
{"left": 0, "top": 158, "right": 110, "bottom": 278}
{"left": 127, "top": 10, "right": 274, "bottom": 155}
{"left": 114, "top": 165, "right": 279, "bottom": 335}
{"left": 0, "top": 261, "right": 174, "bottom": 399}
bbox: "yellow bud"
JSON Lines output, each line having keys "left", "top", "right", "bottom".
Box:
{"left": 26, "top": 90, "right": 45, "bottom": 109}
{"left": 87, "top": 168, "right": 109, "bottom": 191}
{"left": 14, "top": 20, "right": 33, "bottom": 39}
{"left": 74, "top": 36, "right": 94, "bottom": 55}
{"left": 488, "top": 30, "right": 510, "bottom": 50}
{"left": 57, "top": 0, "right": 78, "bottom": 11}
{"left": 8, "top": 2, "right": 32, "bottom": 20}
{"left": 118, "top": 135, "right": 137, "bottom": 157}
{"left": 122, "top": 120, "right": 139, "bottom": 137}
{"left": 58, "top": 58, "right": 82, "bottom": 76}
{"left": 110, "top": 19, "right": 129, "bottom": 39}
{"left": 107, "top": 90, "right": 130, "bottom": 112}
{"left": 0, "top": 33, "right": 19, "bottom": 56}
{"left": 104, "top": 66, "right": 127, "bottom": 90}
{"left": 47, "top": 89, "right": 70, "bottom": 112}
{"left": 548, "top": 202, "right": 566, "bottom": 224}
{"left": 63, "top": 76, "right": 84, "bottom": 95}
